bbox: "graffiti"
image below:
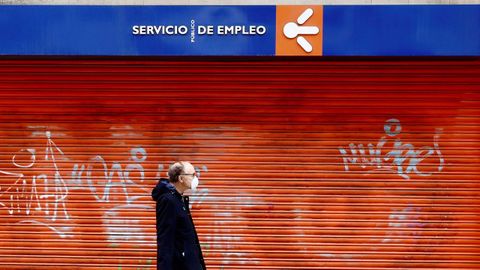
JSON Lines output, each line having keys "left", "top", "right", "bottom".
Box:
{"left": 0, "top": 131, "right": 71, "bottom": 236}
{"left": 0, "top": 130, "right": 209, "bottom": 240}
{"left": 103, "top": 204, "right": 155, "bottom": 245}
{"left": 338, "top": 118, "right": 444, "bottom": 179}
{"left": 382, "top": 206, "right": 426, "bottom": 243}
{"left": 0, "top": 133, "right": 70, "bottom": 220}
{"left": 189, "top": 188, "right": 209, "bottom": 210}
{"left": 198, "top": 189, "right": 261, "bottom": 266}
{"left": 75, "top": 153, "right": 147, "bottom": 203}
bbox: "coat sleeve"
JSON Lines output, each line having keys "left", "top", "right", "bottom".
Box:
{"left": 156, "top": 195, "right": 177, "bottom": 270}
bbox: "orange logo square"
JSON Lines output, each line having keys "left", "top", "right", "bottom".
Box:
{"left": 276, "top": 6, "right": 323, "bottom": 56}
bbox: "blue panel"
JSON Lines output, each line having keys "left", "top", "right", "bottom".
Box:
{"left": 0, "top": 6, "right": 276, "bottom": 56}
{"left": 323, "top": 5, "right": 480, "bottom": 56}
{"left": 1, "top": 5, "right": 480, "bottom": 56}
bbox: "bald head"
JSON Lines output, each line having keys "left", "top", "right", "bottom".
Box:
{"left": 168, "top": 161, "right": 194, "bottom": 183}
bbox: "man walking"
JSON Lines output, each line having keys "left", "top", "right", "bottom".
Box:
{"left": 152, "top": 161, "right": 206, "bottom": 270}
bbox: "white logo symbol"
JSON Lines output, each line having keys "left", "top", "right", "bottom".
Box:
{"left": 283, "top": 8, "right": 320, "bottom": 53}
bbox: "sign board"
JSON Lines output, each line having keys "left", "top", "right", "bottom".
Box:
{"left": 0, "top": 5, "right": 479, "bottom": 56}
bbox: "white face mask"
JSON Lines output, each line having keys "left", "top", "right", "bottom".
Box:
{"left": 190, "top": 176, "right": 199, "bottom": 190}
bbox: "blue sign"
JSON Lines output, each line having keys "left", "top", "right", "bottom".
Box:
{"left": 323, "top": 5, "right": 480, "bottom": 56}
{"left": 0, "top": 5, "right": 479, "bottom": 56}
{"left": 0, "top": 6, "right": 276, "bottom": 56}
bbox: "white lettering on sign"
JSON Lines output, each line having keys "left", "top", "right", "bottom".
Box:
{"left": 217, "top": 25, "right": 266, "bottom": 35}
{"left": 190, "top": 20, "right": 196, "bottom": 43}
{"left": 197, "top": 25, "right": 214, "bottom": 35}
{"left": 132, "top": 25, "right": 188, "bottom": 35}
{"left": 132, "top": 24, "right": 267, "bottom": 37}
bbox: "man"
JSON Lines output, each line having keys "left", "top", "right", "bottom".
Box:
{"left": 151, "top": 161, "right": 206, "bottom": 270}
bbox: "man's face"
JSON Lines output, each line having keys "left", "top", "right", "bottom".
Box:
{"left": 180, "top": 162, "right": 197, "bottom": 189}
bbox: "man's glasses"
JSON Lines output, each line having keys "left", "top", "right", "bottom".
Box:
{"left": 180, "top": 172, "right": 198, "bottom": 177}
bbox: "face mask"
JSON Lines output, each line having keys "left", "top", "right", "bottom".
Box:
{"left": 190, "top": 176, "right": 199, "bottom": 190}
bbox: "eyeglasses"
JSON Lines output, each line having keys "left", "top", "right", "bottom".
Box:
{"left": 180, "top": 172, "right": 197, "bottom": 177}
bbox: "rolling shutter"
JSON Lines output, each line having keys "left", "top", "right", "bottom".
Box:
{"left": 0, "top": 58, "right": 478, "bottom": 269}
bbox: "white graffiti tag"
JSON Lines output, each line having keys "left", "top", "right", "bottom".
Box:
{"left": 0, "top": 130, "right": 210, "bottom": 241}
{"left": 338, "top": 119, "right": 444, "bottom": 179}
{"left": 0, "top": 131, "right": 71, "bottom": 237}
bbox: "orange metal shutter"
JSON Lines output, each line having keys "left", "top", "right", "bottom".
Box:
{"left": 0, "top": 58, "right": 478, "bottom": 270}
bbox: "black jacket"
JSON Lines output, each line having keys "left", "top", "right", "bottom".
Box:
{"left": 152, "top": 179, "right": 206, "bottom": 270}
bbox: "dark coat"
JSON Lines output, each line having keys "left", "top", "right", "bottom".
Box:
{"left": 152, "top": 179, "right": 206, "bottom": 270}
